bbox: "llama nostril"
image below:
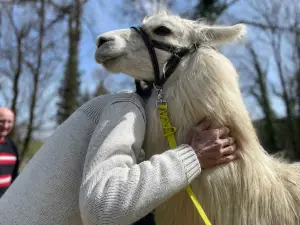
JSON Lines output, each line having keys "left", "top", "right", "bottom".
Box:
{"left": 97, "top": 36, "right": 114, "bottom": 48}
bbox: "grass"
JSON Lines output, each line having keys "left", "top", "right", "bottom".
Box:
{"left": 24, "top": 139, "right": 44, "bottom": 158}
{"left": 17, "top": 139, "right": 44, "bottom": 170}
{"left": 16, "top": 139, "right": 44, "bottom": 159}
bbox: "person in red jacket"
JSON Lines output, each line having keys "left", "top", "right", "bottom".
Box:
{"left": 0, "top": 107, "right": 19, "bottom": 198}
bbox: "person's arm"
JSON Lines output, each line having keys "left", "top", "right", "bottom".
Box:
{"left": 79, "top": 100, "right": 200, "bottom": 225}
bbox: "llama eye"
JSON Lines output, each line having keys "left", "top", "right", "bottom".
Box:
{"left": 153, "top": 26, "right": 172, "bottom": 36}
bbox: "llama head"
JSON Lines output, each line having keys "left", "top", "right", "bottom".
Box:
{"left": 94, "top": 11, "right": 246, "bottom": 81}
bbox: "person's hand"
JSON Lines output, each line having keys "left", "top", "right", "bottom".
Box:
{"left": 187, "top": 118, "right": 237, "bottom": 169}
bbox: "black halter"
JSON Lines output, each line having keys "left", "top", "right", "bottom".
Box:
{"left": 131, "top": 26, "right": 200, "bottom": 97}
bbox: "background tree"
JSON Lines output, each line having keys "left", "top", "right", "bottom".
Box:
{"left": 0, "top": 1, "right": 73, "bottom": 162}
{"left": 239, "top": 43, "right": 279, "bottom": 152}
{"left": 20, "top": 0, "right": 67, "bottom": 160}
{"left": 94, "top": 80, "right": 109, "bottom": 96}
{"left": 228, "top": 0, "right": 300, "bottom": 159}
{"left": 21, "top": 0, "right": 46, "bottom": 159}
{"left": 56, "top": 0, "right": 87, "bottom": 125}
{"left": 188, "top": 0, "right": 238, "bottom": 23}
{"left": 0, "top": 5, "right": 31, "bottom": 121}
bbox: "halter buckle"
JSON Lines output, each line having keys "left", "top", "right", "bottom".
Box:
{"left": 154, "top": 84, "right": 167, "bottom": 107}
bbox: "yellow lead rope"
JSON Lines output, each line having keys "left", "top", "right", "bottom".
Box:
{"left": 158, "top": 104, "right": 212, "bottom": 225}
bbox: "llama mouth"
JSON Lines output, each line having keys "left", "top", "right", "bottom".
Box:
{"left": 101, "top": 57, "right": 119, "bottom": 67}
{"left": 94, "top": 50, "right": 123, "bottom": 65}
{"left": 99, "top": 55, "right": 124, "bottom": 70}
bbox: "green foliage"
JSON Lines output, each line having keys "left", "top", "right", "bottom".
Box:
{"left": 56, "top": 3, "right": 82, "bottom": 125}
{"left": 56, "top": 64, "right": 81, "bottom": 124}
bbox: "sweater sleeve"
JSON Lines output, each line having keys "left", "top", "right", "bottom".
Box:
{"left": 79, "top": 100, "right": 201, "bottom": 225}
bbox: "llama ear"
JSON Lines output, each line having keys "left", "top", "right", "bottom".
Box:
{"left": 197, "top": 24, "right": 246, "bottom": 46}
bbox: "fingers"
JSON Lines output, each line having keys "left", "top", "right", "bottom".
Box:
{"left": 216, "top": 153, "right": 238, "bottom": 165}
{"left": 219, "top": 137, "right": 235, "bottom": 147}
{"left": 218, "top": 127, "right": 230, "bottom": 138}
{"left": 196, "top": 118, "right": 211, "bottom": 131}
{"left": 219, "top": 144, "right": 237, "bottom": 156}
{"left": 203, "top": 145, "right": 236, "bottom": 161}
{"left": 187, "top": 119, "right": 211, "bottom": 144}
{"left": 198, "top": 152, "right": 238, "bottom": 169}
{"left": 202, "top": 138, "right": 235, "bottom": 156}
{"left": 208, "top": 127, "right": 230, "bottom": 140}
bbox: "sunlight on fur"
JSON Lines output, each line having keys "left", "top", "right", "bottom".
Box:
{"left": 96, "top": 10, "right": 300, "bottom": 225}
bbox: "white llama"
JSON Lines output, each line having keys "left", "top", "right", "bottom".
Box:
{"left": 95, "top": 11, "right": 300, "bottom": 225}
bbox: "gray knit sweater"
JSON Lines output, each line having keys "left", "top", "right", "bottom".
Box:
{"left": 0, "top": 92, "right": 201, "bottom": 225}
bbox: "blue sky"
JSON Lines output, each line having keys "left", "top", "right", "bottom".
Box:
{"left": 80, "top": 0, "right": 140, "bottom": 93}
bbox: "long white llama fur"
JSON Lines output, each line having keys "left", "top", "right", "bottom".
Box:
{"left": 95, "top": 11, "right": 300, "bottom": 225}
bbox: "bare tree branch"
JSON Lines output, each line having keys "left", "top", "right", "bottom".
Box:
{"left": 231, "top": 18, "right": 298, "bottom": 32}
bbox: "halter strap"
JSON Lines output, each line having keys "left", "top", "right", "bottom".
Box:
{"left": 131, "top": 27, "right": 162, "bottom": 86}
{"left": 131, "top": 26, "right": 199, "bottom": 95}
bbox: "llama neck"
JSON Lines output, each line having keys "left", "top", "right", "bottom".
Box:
{"left": 143, "top": 48, "right": 264, "bottom": 158}
{"left": 144, "top": 48, "right": 300, "bottom": 225}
